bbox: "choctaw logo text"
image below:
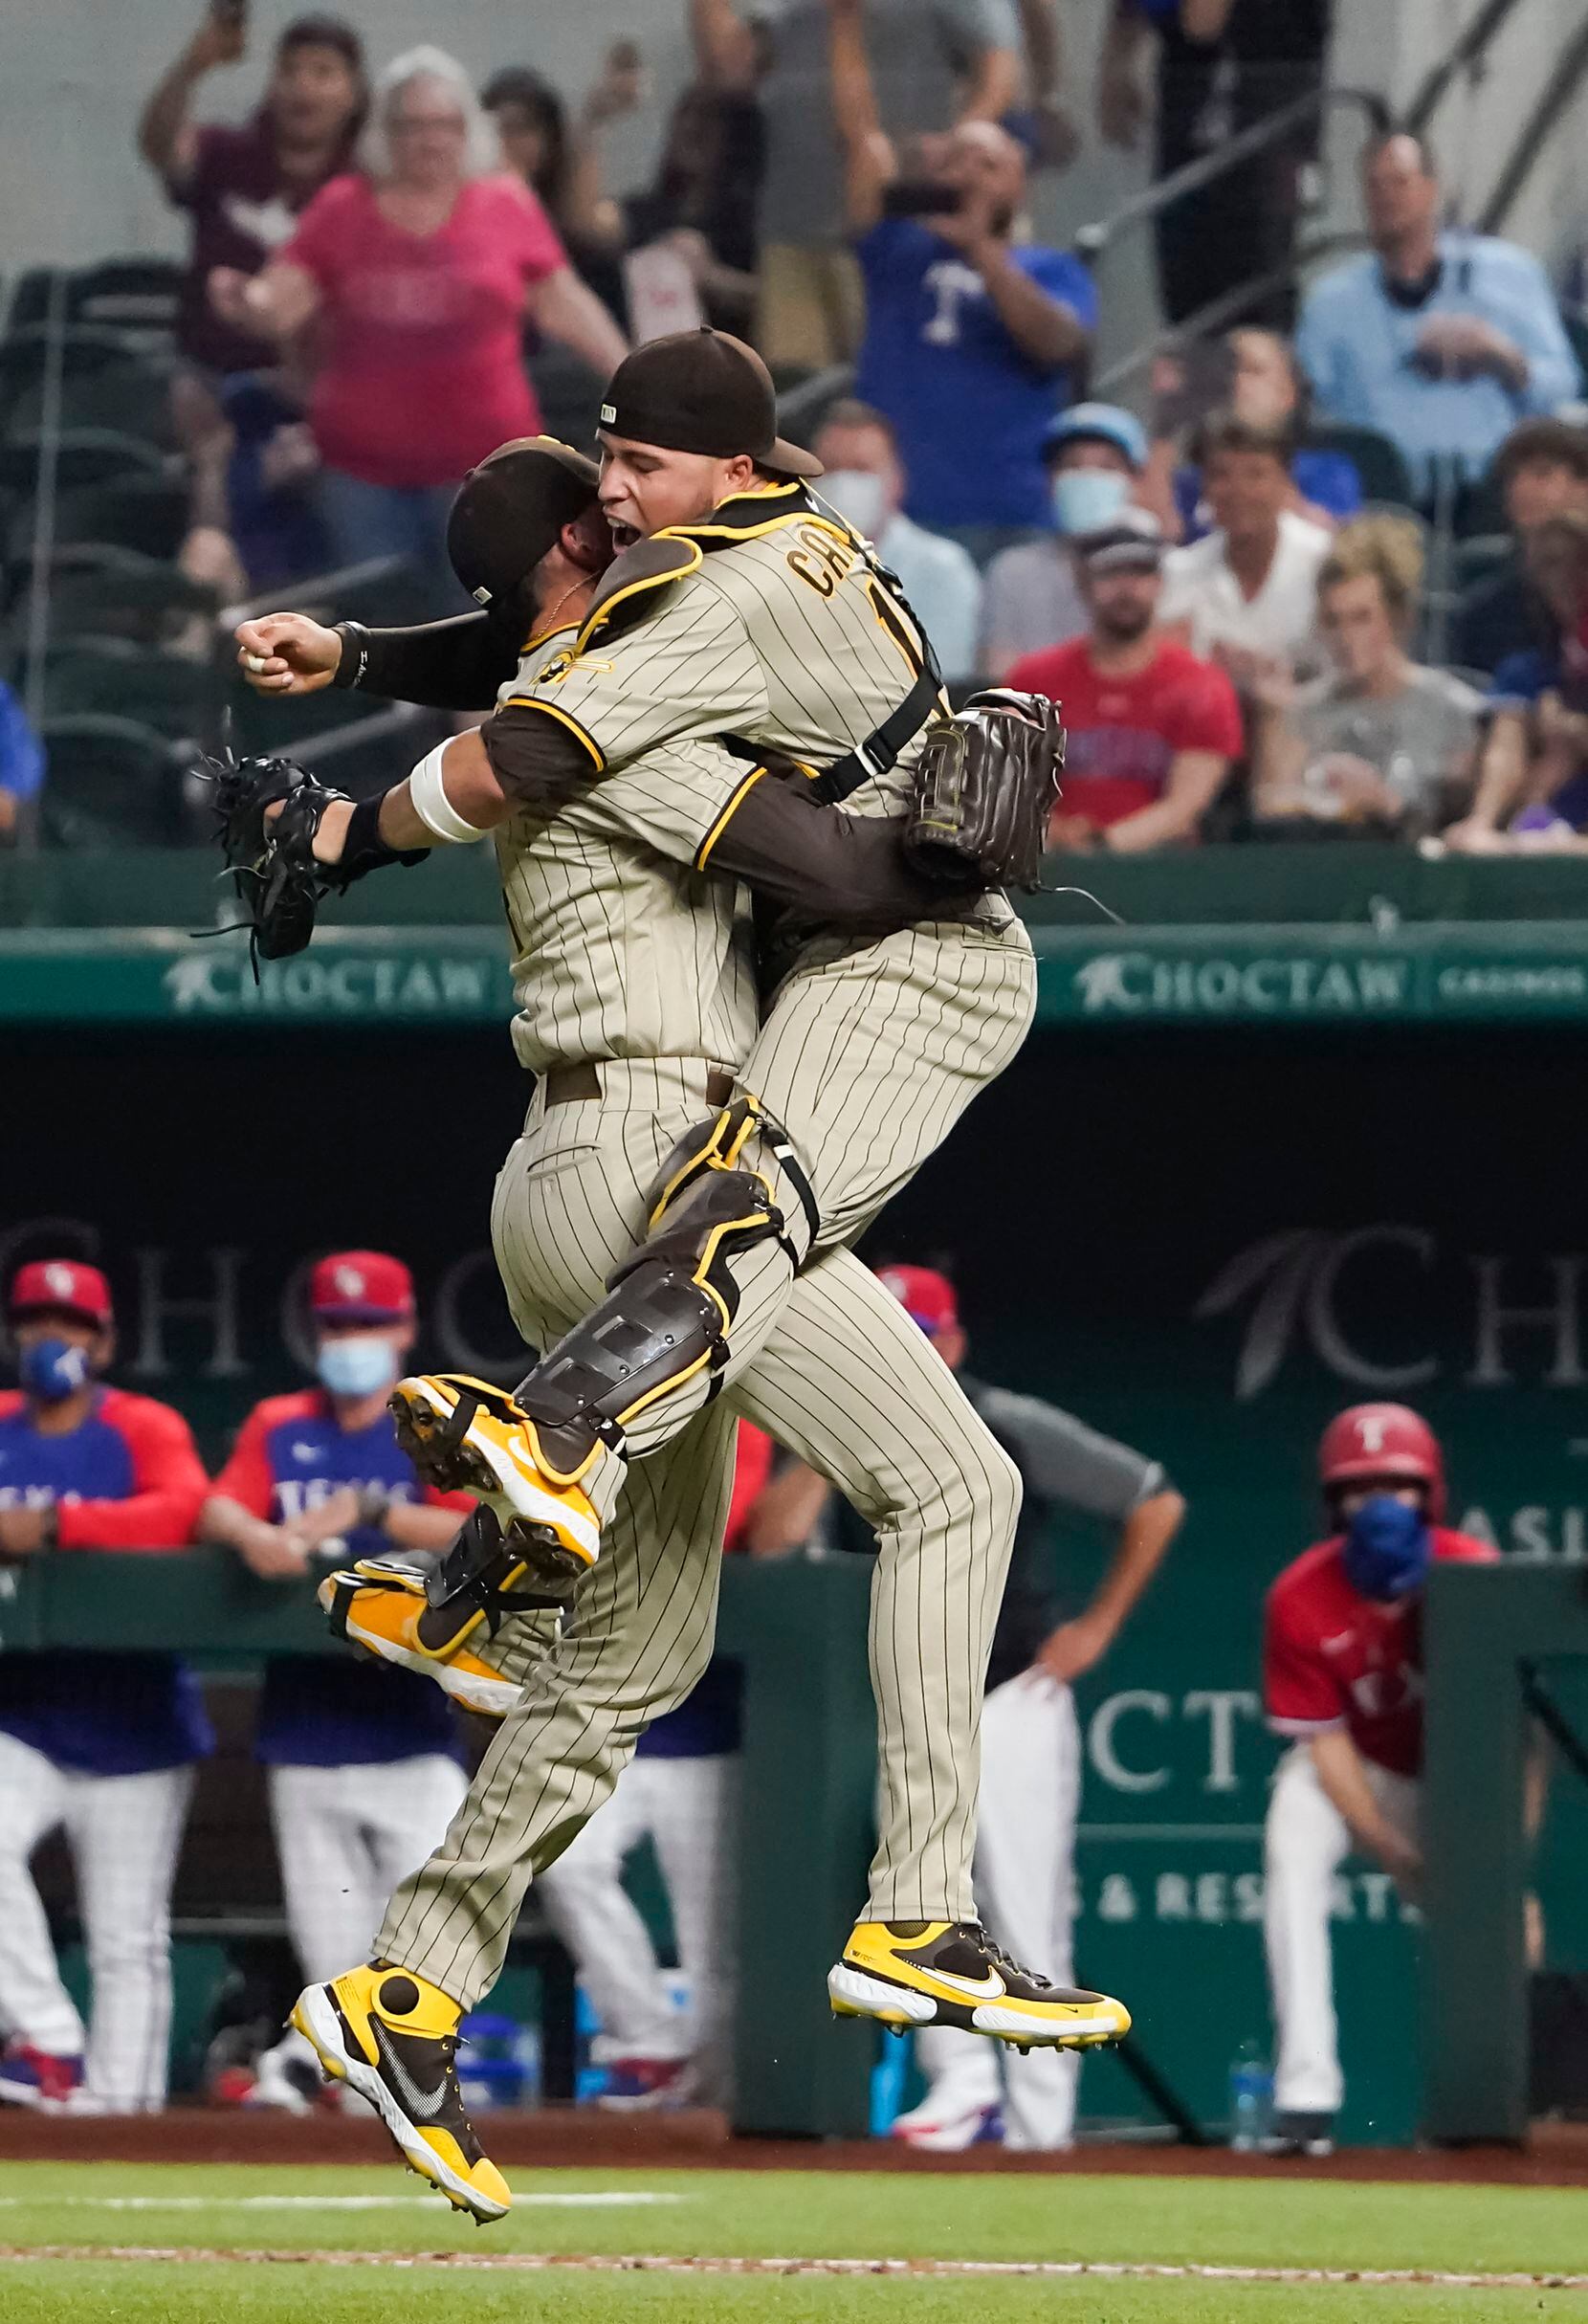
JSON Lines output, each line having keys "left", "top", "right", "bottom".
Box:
{"left": 1195, "top": 1227, "right": 1588, "bottom": 1400}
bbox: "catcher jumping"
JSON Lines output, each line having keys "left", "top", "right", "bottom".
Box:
{"left": 220, "top": 332, "right": 1123, "bottom": 2220}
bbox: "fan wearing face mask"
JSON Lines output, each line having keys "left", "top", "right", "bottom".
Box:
{"left": 0, "top": 1260, "right": 211, "bottom": 2117}
{"left": 199, "top": 1251, "right": 472, "bottom": 2111}
{"left": 1260, "top": 1403, "right": 1497, "bottom": 2158}
{"left": 981, "top": 403, "right": 1147, "bottom": 680}
{"left": 812, "top": 399, "right": 982, "bottom": 683}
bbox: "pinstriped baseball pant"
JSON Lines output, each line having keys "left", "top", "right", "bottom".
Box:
{"left": 379, "top": 919, "right": 1034, "bottom": 2007}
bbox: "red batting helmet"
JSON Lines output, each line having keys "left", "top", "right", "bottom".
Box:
{"left": 1317, "top": 1403, "right": 1445, "bottom": 1520}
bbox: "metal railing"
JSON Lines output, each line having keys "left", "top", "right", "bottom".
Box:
{"left": 1072, "top": 83, "right": 1390, "bottom": 271}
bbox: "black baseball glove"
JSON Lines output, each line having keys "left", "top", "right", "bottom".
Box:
{"left": 203, "top": 753, "right": 424, "bottom": 971}
{"left": 903, "top": 689, "right": 1066, "bottom": 894}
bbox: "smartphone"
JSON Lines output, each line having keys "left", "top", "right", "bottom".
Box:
{"left": 211, "top": 0, "right": 249, "bottom": 27}
{"left": 881, "top": 181, "right": 963, "bottom": 220}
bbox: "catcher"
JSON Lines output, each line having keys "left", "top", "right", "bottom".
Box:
{"left": 221, "top": 360, "right": 1113, "bottom": 2223}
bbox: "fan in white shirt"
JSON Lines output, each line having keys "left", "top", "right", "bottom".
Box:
{"left": 1159, "top": 411, "right": 1331, "bottom": 675}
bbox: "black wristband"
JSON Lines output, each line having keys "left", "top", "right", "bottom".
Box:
{"left": 333, "top": 791, "right": 430, "bottom": 888}
{"left": 331, "top": 622, "right": 371, "bottom": 691}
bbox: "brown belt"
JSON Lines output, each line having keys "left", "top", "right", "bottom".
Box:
{"left": 544, "top": 1063, "right": 736, "bottom": 1109}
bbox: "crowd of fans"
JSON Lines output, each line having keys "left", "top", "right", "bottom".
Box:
{"left": 5, "top": 0, "right": 1588, "bottom": 851}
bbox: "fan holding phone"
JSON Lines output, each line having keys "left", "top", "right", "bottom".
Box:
{"left": 828, "top": 0, "right": 1096, "bottom": 560}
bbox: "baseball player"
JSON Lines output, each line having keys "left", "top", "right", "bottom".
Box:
{"left": 229, "top": 395, "right": 1122, "bottom": 2218}
{"left": 536, "top": 1419, "right": 772, "bottom": 2111}
{"left": 770, "top": 1266, "right": 1183, "bottom": 2152}
{"left": 0, "top": 1260, "right": 210, "bottom": 2114}
{"left": 1262, "top": 1403, "right": 1495, "bottom": 2157}
{"left": 198, "top": 1251, "right": 470, "bottom": 2109}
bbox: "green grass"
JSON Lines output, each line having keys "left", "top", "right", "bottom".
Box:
{"left": 1, "top": 2268, "right": 1585, "bottom": 2324}
{"left": 1, "top": 2164, "right": 1585, "bottom": 2322}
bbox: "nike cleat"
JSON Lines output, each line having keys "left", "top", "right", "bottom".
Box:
{"left": 828, "top": 1922, "right": 1130, "bottom": 2050}
{"left": 319, "top": 1561, "right": 524, "bottom": 1718}
{"left": 290, "top": 1963, "right": 510, "bottom": 2223}
{"left": 390, "top": 1374, "right": 601, "bottom": 1597}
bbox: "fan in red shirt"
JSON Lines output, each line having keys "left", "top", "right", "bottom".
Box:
{"left": 1259, "top": 1402, "right": 1495, "bottom": 2158}
{"left": 209, "top": 44, "right": 628, "bottom": 607}
{"left": 1005, "top": 510, "right": 1245, "bottom": 852}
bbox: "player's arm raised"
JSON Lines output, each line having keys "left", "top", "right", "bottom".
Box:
{"left": 236, "top": 609, "right": 517, "bottom": 711}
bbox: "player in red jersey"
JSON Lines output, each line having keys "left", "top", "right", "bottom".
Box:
{"left": 1260, "top": 1402, "right": 1495, "bottom": 2156}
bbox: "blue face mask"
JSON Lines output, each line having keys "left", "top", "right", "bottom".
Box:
{"left": 20, "top": 1337, "right": 95, "bottom": 1403}
{"left": 317, "top": 1336, "right": 399, "bottom": 1399}
{"left": 1051, "top": 466, "right": 1131, "bottom": 537}
{"left": 1341, "top": 1494, "right": 1431, "bottom": 1602}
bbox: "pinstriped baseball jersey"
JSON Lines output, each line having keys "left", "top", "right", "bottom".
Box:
{"left": 504, "top": 482, "right": 944, "bottom": 825}
{"left": 491, "top": 627, "right": 761, "bottom": 1076}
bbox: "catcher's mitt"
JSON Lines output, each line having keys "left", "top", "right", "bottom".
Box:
{"left": 904, "top": 689, "right": 1066, "bottom": 894}
{"left": 204, "top": 753, "right": 354, "bottom": 969}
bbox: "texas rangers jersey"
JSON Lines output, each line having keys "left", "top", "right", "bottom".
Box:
{"left": 1263, "top": 1527, "right": 1497, "bottom": 1777}
{"left": 0, "top": 1387, "right": 211, "bottom": 1774}
{"left": 492, "top": 625, "right": 761, "bottom": 1075}
{"left": 213, "top": 1390, "right": 467, "bottom": 1767}
{"left": 506, "top": 482, "right": 944, "bottom": 823}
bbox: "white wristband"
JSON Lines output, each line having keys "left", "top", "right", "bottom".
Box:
{"left": 408, "top": 741, "right": 488, "bottom": 845}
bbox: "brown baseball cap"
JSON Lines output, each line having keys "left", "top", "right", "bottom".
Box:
{"left": 447, "top": 437, "right": 602, "bottom": 608}
{"left": 599, "top": 328, "right": 824, "bottom": 478}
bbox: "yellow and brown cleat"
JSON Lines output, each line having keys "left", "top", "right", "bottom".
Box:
{"left": 290, "top": 1963, "right": 510, "bottom": 2223}
{"left": 318, "top": 1556, "right": 524, "bottom": 1719}
{"left": 828, "top": 1921, "right": 1130, "bottom": 2052}
{"left": 389, "top": 1373, "right": 602, "bottom": 1597}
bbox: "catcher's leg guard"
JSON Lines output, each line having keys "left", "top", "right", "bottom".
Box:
{"left": 516, "top": 1095, "right": 820, "bottom": 1465}
{"left": 392, "top": 1099, "right": 818, "bottom": 1600}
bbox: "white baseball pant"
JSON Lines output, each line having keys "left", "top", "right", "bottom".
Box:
{"left": 536, "top": 1752, "right": 737, "bottom": 2102}
{"left": 908, "top": 1673, "right": 1083, "bottom": 2149}
{"left": 0, "top": 1730, "right": 193, "bottom": 2112}
{"left": 1263, "top": 1741, "right": 1420, "bottom": 2116}
{"left": 267, "top": 1754, "right": 469, "bottom": 1984}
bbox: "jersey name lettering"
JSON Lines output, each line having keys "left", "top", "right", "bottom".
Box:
{"left": 786, "top": 524, "right": 856, "bottom": 599}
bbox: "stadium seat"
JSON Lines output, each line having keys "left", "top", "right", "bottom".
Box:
{"left": 226, "top": 667, "right": 413, "bottom": 762}
{"left": 0, "top": 323, "right": 143, "bottom": 409}
{"left": 3, "top": 562, "right": 216, "bottom": 674}
{"left": 11, "top": 473, "right": 190, "bottom": 563}
{"left": 38, "top": 634, "right": 223, "bottom": 746}
{"left": 5, "top": 356, "right": 178, "bottom": 454}
{"left": 36, "top": 713, "right": 194, "bottom": 847}
{"left": 1302, "top": 421, "right": 1415, "bottom": 509}
{"left": 1451, "top": 534, "right": 1514, "bottom": 590}
{"left": 2, "top": 539, "right": 170, "bottom": 616}
{"left": 0, "top": 428, "right": 174, "bottom": 497}
{"left": 6, "top": 266, "right": 67, "bottom": 332}
{"left": 67, "top": 257, "right": 186, "bottom": 340}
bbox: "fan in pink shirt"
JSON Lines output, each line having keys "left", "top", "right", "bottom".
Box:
{"left": 211, "top": 44, "right": 628, "bottom": 606}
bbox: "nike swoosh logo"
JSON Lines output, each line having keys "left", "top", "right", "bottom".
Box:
{"left": 920, "top": 1967, "right": 1007, "bottom": 2002}
{"left": 370, "top": 2019, "right": 450, "bottom": 2123}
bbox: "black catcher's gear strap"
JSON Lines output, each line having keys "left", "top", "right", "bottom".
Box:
{"left": 201, "top": 753, "right": 427, "bottom": 973}
{"left": 905, "top": 688, "right": 1066, "bottom": 895}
